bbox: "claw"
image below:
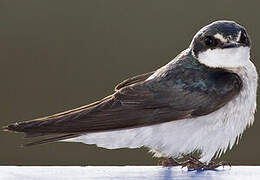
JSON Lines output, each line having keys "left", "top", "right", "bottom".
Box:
{"left": 158, "top": 155, "right": 232, "bottom": 170}
{"left": 158, "top": 157, "right": 180, "bottom": 167}
{"left": 205, "top": 161, "right": 232, "bottom": 169}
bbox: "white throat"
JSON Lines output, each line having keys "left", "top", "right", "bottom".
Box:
{"left": 197, "top": 47, "right": 250, "bottom": 68}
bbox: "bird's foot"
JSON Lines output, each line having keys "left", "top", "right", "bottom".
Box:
{"left": 157, "top": 157, "right": 180, "bottom": 167}
{"left": 181, "top": 154, "right": 231, "bottom": 170}
{"left": 203, "top": 161, "right": 231, "bottom": 170}
{"left": 158, "top": 155, "right": 231, "bottom": 170}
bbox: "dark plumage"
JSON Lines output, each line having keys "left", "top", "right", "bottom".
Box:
{"left": 4, "top": 50, "right": 242, "bottom": 146}
{"left": 191, "top": 21, "right": 250, "bottom": 57}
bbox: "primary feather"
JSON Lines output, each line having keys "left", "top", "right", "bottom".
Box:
{"left": 5, "top": 50, "right": 243, "bottom": 150}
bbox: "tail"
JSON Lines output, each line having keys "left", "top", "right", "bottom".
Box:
{"left": 3, "top": 120, "right": 55, "bottom": 138}
{"left": 3, "top": 123, "right": 81, "bottom": 147}
{"left": 3, "top": 95, "right": 112, "bottom": 146}
{"left": 3, "top": 122, "right": 31, "bottom": 134}
{"left": 22, "top": 133, "right": 81, "bottom": 147}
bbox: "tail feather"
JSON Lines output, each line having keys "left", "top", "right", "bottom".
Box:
{"left": 23, "top": 133, "right": 81, "bottom": 147}
{"left": 3, "top": 121, "right": 48, "bottom": 135}
{"left": 3, "top": 114, "right": 84, "bottom": 146}
{"left": 3, "top": 95, "right": 113, "bottom": 136}
{"left": 3, "top": 123, "right": 20, "bottom": 132}
{"left": 3, "top": 123, "right": 81, "bottom": 146}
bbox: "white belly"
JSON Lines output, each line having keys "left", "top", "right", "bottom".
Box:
{"left": 64, "top": 61, "right": 257, "bottom": 163}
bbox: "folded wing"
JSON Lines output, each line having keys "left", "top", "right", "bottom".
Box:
{"left": 4, "top": 55, "right": 242, "bottom": 145}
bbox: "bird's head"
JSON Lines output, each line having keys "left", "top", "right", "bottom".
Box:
{"left": 190, "top": 20, "right": 251, "bottom": 68}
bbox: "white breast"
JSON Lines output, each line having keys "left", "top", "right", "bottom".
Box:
{"left": 64, "top": 57, "right": 257, "bottom": 164}
{"left": 197, "top": 47, "right": 250, "bottom": 68}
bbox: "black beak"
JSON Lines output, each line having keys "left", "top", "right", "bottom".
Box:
{"left": 222, "top": 41, "right": 241, "bottom": 49}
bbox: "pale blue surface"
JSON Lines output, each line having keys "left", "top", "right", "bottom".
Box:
{"left": 0, "top": 166, "right": 259, "bottom": 180}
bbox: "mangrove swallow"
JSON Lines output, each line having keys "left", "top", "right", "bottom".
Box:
{"left": 4, "top": 20, "right": 258, "bottom": 169}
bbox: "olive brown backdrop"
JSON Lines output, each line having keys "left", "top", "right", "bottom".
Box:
{"left": 1, "top": 0, "right": 259, "bottom": 165}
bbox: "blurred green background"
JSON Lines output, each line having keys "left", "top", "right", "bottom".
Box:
{"left": 1, "top": 0, "right": 259, "bottom": 165}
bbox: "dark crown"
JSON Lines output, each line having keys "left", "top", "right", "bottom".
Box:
{"left": 190, "top": 21, "right": 250, "bottom": 57}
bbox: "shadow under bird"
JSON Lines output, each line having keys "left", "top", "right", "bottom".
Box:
{"left": 4, "top": 20, "right": 258, "bottom": 169}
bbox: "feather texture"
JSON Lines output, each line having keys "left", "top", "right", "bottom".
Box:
{"left": 5, "top": 50, "right": 244, "bottom": 151}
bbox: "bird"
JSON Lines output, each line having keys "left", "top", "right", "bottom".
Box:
{"left": 3, "top": 20, "right": 258, "bottom": 169}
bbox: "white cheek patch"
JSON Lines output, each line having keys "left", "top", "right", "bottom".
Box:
{"left": 197, "top": 47, "right": 250, "bottom": 68}
{"left": 236, "top": 31, "right": 242, "bottom": 42}
{"left": 214, "top": 33, "right": 228, "bottom": 43}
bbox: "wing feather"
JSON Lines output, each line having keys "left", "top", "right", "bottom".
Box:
{"left": 115, "top": 71, "right": 155, "bottom": 91}
{"left": 4, "top": 53, "right": 243, "bottom": 146}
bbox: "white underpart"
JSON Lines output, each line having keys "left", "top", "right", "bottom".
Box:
{"left": 198, "top": 47, "right": 250, "bottom": 68}
{"left": 63, "top": 48, "right": 257, "bottom": 163}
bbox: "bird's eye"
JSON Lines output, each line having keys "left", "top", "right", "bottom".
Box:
{"left": 239, "top": 31, "right": 247, "bottom": 44}
{"left": 204, "top": 36, "right": 216, "bottom": 47}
